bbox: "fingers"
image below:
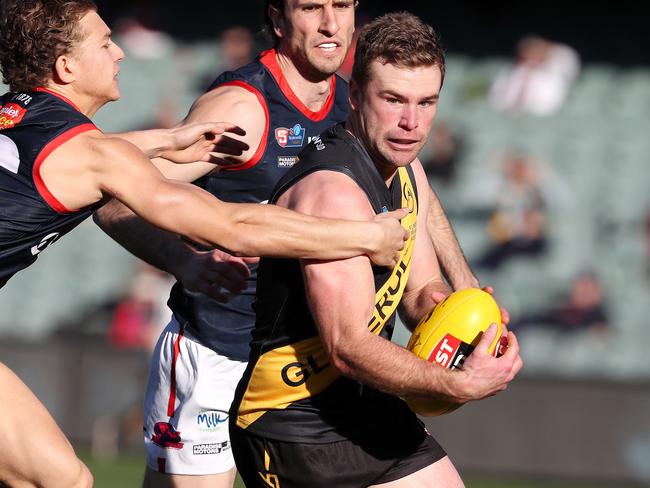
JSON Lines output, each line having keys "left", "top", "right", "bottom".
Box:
{"left": 476, "top": 323, "right": 499, "bottom": 354}
{"left": 242, "top": 256, "right": 260, "bottom": 264}
{"left": 212, "top": 122, "right": 246, "bottom": 137}
{"left": 204, "top": 135, "right": 250, "bottom": 157}
{"left": 379, "top": 207, "right": 409, "bottom": 221}
{"left": 500, "top": 307, "right": 511, "bottom": 325}
{"left": 502, "top": 331, "right": 520, "bottom": 362}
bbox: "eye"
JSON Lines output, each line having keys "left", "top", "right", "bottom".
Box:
{"left": 386, "top": 97, "right": 401, "bottom": 105}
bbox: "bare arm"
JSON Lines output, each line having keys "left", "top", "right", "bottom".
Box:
{"left": 288, "top": 171, "right": 521, "bottom": 405}
{"left": 413, "top": 158, "right": 480, "bottom": 289}
{"left": 40, "top": 130, "right": 407, "bottom": 263}
{"left": 93, "top": 201, "right": 252, "bottom": 302}
{"left": 93, "top": 84, "right": 268, "bottom": 290}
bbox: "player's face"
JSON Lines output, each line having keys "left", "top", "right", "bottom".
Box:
{"left": 69, "top": 11, "right": 125, "bottom": 105}
{"left": 278, "top": 0, "right": 355, "bottom": 78}
{"left": 352, "top": 61, "right": 442, "bottom": 178}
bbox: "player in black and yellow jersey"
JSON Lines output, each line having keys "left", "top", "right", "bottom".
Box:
{"left": 230, "top": 12, "right": 523, "bottom": 488}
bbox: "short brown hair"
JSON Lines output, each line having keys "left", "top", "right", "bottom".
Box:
{"left": 0, "top": 0, "right": 97, "bottom": 92}
{"left": 352, "top": 12, "right": 445, "bottom": 90}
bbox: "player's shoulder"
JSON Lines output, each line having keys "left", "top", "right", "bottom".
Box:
{"left": 287, "top": 170, "right": 371, "bottom": 218}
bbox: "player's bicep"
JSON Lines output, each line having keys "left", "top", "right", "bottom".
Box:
{"left": 185, "top": 86, "right": 265, "bottom": 166}
{"left": 288, "top": 172, "right": 377, "bottom": 357}
{"left": 89, "top": 136, "right": 171, "bottom": 207}
{"left": 303, "top": 256, "right": 375, "bottom": 359}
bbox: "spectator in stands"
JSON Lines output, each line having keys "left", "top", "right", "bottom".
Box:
{"left": 114, "top": 2, "right": 174, "bottom": 60}
{"left": 512, "top": 270, "right": 610, "bottom": 334}
{"left": 418, "top": 122, "right": 464, "bottom": 186}
{"left": 489, "top": 35, "right": 580, "bottom": 116}
{"left": 108, "top": 264, "right": 174, "bottom": 353}
{"left": 476, "top": 151, "right": 548, "bottom": 270}
{"left": 198, "top": 26, "right": 255, "bottom": 91}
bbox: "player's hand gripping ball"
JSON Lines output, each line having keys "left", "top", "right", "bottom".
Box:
{"left": 406, "top": 288, "right": 503, "bottom": 416}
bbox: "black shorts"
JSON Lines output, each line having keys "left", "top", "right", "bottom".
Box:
{"left": 230, "top": 423, "right": 446, "bottom": 488}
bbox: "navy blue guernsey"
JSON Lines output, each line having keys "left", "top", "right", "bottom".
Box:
{"left": 167, "top": 49, "right": 349, "bottom": 360}
{"left": 0, "top": 88, "right": 98, "bottom": 288}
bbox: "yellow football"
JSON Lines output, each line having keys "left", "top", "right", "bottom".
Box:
{"left": 405, "top": 288, "right": 502, "bottom": 416}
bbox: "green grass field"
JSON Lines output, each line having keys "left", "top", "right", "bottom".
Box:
{"left": 78, "top": 450, "right": 622, "bottom": 488}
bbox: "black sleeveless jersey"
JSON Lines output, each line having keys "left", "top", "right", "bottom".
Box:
{"left": 0, "top": 88, "right": 98, "bottom": 288}
{"left": 231, "top": 123, "right": 421, "bottom": 443}
{"left": 167, "top": 49, "right": 349, "bottom": 360}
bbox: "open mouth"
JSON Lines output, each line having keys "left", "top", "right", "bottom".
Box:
{"left": 317, "top": 42, "right": 339, "bottom": 53}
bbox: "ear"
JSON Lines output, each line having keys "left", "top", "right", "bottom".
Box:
{"left": 349, "top": 78, "right": 361, "bottom": 112}
{"left": 269, "top": 5, "right": 285, "bottom": 40}
{"left": 53, "top": 54, "right": 77, "bottom": 85}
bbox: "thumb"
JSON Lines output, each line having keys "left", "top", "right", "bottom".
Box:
{"left": 431, "top": 291, "right": 448, "bottom": 305}
{"left": 379, "top": 207, "right": 409, "bottom": 220}
{"left": 476, "top": 323, "right": 499, "bottom": 354}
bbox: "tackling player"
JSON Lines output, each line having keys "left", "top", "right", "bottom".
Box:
{"left": 0, "top": 1, "right": 408, "bottom": 486}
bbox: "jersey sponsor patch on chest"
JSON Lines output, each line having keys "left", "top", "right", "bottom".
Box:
{"left": 0, "top": 103, "right": 27, "bottom": 130}
{"left": 275, "top": 124, "right": 306, "bottom": 148}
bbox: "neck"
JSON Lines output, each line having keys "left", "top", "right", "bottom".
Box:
{"left": 345, "top": 115, "right": 397, "bottom": 187}
{"left": 42, "top": 82, "right": 103, "bottom": 117}
{"left": 275, "top": 46, "right": 332, "bottom": 112}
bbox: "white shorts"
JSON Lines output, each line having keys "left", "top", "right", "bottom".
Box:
{"left": 143, "top": 317, "right": 247, "bottom": 475}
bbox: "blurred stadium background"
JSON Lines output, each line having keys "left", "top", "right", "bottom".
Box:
{"left": 1, "top": 0, "right": 649, "bottom": 486}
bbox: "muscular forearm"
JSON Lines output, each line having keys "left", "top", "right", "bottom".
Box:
{"left": 427, "top": 186, "right": 479, "bottom": 289}
{"left": 128, "top": 181, "right": 393, "bottom": 262}
{"left": 208, "top": 200, "right": 385, "bottom": 260}
{"left": 333, "top": 330, "right": 468, "bottom": 404}
{"left": 93, "top": 199, "right": 195, "bottom": 278}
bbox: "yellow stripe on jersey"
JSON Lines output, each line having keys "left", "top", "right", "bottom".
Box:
{"left": 368, "top": 167, "right": 418, "bottom": 335}
{"left": 237, "top": 335, "right": 338, "bottom": 428}
{"left": 237, "top": 166, "right": 418, "bottom": 429}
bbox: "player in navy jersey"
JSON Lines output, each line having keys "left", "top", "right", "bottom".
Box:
{"left": 94, "top": 1, "right": 502, "bottom": 487}
{"left": 0, "top": 1, "right": 410, "bottom": 486}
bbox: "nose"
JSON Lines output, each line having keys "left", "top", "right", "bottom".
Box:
{"left": 112, "top": 41, "right": 125, "bottom": 62}
{"left": 319, "top": 4, "right": 340, "bottom": 38}
{"left": 398, "top": 105, "right": 419, "bottom": 131}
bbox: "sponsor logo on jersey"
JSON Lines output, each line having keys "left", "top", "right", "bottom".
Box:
{"left": 281, "top": 355, "right": 330, "bottom": 387}
{"left": 196, "top": 410, "right": 228, "bottom": 431}
{"left": 277, "top": 156, "right": 298, "bottom": 168}
{"left": 30, "top": 232, "right": 60, "bottom": 256}
{"left": 308, "top": 135, "right": 325, "bottom": 151}
{"left": 275, "top": 124, "right": 306, "bottom": 148}
{"left": 0, "top": 103, "right": 27, "bottom": 130}
{"left": 193, "top": 441, "right": 230, "bottom": 455}
{"left": 151, "top": 422, "right": 184, "bottom": 449}
{"left": 427, "top": 333, "right": 475, "bottom": 370}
